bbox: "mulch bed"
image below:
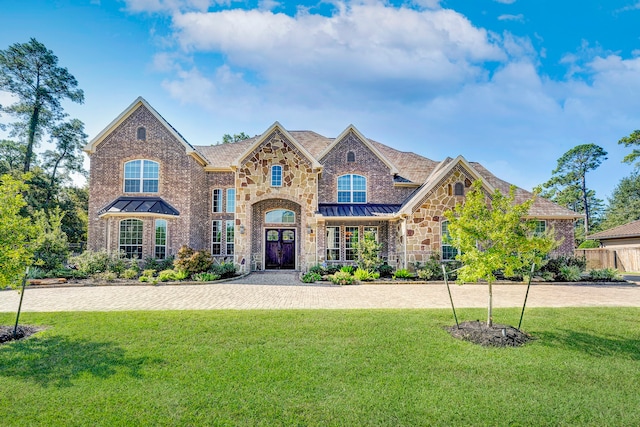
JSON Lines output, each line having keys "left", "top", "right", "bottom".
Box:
{"left": 447, "top": 321, "right": 533, "bottom": 347}
{"left": 0, "top": 325, "right": 42, "bottom": 345}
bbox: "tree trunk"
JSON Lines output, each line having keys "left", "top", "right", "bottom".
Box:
{"left": 24, "top": 102, "right": 41, "bottom": 173}
{"left": 487, "top": 282, "right": 493, "bottom": 327}
{"left": 582, "top": 174, "right": 589, "bottom": 235}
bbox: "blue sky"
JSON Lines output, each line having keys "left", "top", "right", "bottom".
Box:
{"left": 2, "top": 0, "right": 640, "bottom": 200}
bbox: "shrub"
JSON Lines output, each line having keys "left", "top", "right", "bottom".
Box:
{"left": 210, "top": 262, "right": 237, "bottom": 279}
{"left": 142, "top": 269, "right": 156, "bottom": 278}
{"left": 578, "top": 240, "right": 600, "bottom": 249}
{"left": 325, "top": 264, "right": 342, "bottom": 275}
{"left": 32, "top": 207, "right": 69, "bottom": 271}
{"left": 174, "top": 246, "right": 213, "bottom": 275}
{"left": 93, "top": 271, "right": 117, "bottom": 282}
{"left": 354, "top": 268, "right": 379, "bottom": 281}
{"left": 329, "top": 271, "right": 355, "bottom": 285}
{"left": 309, "top": 264, "right": 325, "bottom": 276}
{"left": 139, "top": 275, "right": 149, "bottom": 283}
{"left": 69, "top": 250, "right": 112, "bottom": 275}
{"left": 302, "top": 272, "right": 322, "bottom": 283}
{"left": 417, "top": 269, "right": 433, "bottom": 280}
{"left": 173, "top": 269, "right": 189, "bottom": 281}
{"left": 122, "top": 269, "right": 138, "bottom": 279}
{"left": 393, "top": 268, "right": 413, "bottom": 279}
{"left": 193, "top": 272, "right": 220, "bottom": 282}
{"left": 558, "top": 265, "right": 582, "bottom": 282}
{"left": 158, "top": 269, "right": 177, "bottom": 282}
{"left": 44, "top": 268, "right": 87, "bottom": 279}
{"left": 108, "top": 252, "right": 128, "bottom": 276}
{"left": 27, "top": 267, "right": 47, "bottom": 280}
{"left": 588, "top": 268, "right": 621, "bottom": 281}
{"left": 340, "top": 265, "right": 355, "bottom": 275}
{"left": 542, "top": 256, "right": 586, "bottom": 279}
{"left": 377, "top": 263, "right": 394, "bottom": 278}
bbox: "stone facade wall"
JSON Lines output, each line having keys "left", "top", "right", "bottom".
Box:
{"left": 318, "top": 132, "right": 413, "bottom": 204}
{"left": 234, "top": 130, "right": 318, "bottom": 271}
{"left": 404, "top": 166, "right": 472, "bottom": 267}
{"left": 87, "top": 105, "right": 202, "bottom": 258}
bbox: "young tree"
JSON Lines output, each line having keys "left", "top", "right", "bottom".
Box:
{"left": 0, "top": 38, "right": 84, "bottom": 172}
{"left": 355, "top": 230, "right": 383, "bottom": 271}
{"left": 0, "top": 174, "right": 39, "bottom": 289}
{"left": 543, "top": 144, "right": 607, "bottom": 234}
{"left": 618, "top": 130, "right": 640, "bottom": 168}
{"left": 444, "top": 181, "right": 557, "bottom": 327}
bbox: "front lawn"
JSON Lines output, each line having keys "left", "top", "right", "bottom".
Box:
{"left": 1, "top": 308, "right": 638, "bottom": 426}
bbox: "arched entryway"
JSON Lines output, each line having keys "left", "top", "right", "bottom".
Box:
{"left": 251, "top": 199, "right": 302, "bottom": 271}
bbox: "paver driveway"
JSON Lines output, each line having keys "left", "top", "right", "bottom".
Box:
{"left": 1, "top": 272, "right": 639, "bottom": 312}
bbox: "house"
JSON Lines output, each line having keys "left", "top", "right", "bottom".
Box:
{"left": 84, "top": 97, "right": 580, "bottom": 272}
{"left": 587, "top": 220, "right": 640, "bottom": 248}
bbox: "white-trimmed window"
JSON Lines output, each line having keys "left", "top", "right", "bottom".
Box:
{"left": 326, "top": 226, "right": 340, "bottom": 261}
{"left": 155, "top": 219, "right": 167, "bottom": 259}
{"left": 226, "top": 189, "right": 235, "bottom": 213}
{"left": 212, "top": 189, "right": 222, "bottom": 213}
{"left": 441, "top": 220, "right": 458, "bottom": 261}
{"left": 119, "top": 219, "right": 143, "bottom": 259}
{"left": 271, "top": 165, "right": 282, "bottom": 187}
{"left": 124, "top": 159, "right": 158, "bottom": 193}
{"left": 345, "top": 226, "right": 359, "bottom": 261}
{"left": 535, "top": 220, "right": 547, "bottom": 236}
{"left": 226, "top": 220, "right": 235, "bottom": 255}
{"left": 265, "top": 209, "right": 295, "bottom": 223}
{"left": 212, "top": 220, "right": 222, "bottom": 255}
{"left": 338, "top": 174, "right": 366, "bottom": 203}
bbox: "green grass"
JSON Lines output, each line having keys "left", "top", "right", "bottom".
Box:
{"left": 1, "top": 308, "right": 639, "bottom": 426}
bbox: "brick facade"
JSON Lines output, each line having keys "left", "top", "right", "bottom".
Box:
{"left": 85, "top": 98, "right": 579, "bottom": 273}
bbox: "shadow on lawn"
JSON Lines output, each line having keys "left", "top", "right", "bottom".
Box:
{"left": 0, "top": 335, "right": 155, "bottom": 387}
{"left": 536, "top": 329, "right": 640, "bottom": 360}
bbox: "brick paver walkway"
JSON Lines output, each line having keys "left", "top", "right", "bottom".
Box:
{"left": 1, "top": 272, "right": 639, "bottom": 312}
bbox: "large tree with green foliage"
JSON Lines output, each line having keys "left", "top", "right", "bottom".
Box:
{"left": 618, "top": 130, "right": 640, "bottom": 168}
{"left": 444, "top": 181, "right": 557, "bottom": 327}
{"left": 0, "top": 174, "right": 39, "bottom": 289}
{"left": 218, "top": 132, "right": 250, "bottom": 144}
{"left": 599, "top": 173, "right": 640, "bottom": 231}
{"left": 543, "top": 143, "right": 607, "bottom": 235}
{"left": 0, "top": 38, "right": 84, "bottom": 172}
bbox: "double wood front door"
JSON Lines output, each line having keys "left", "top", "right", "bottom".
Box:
{"left": 265, "top": 229, "right": 296, "bottom": 270}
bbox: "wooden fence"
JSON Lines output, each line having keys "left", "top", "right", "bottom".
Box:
{"left": 575, "top": 248, "right": 640, "bottom": 272}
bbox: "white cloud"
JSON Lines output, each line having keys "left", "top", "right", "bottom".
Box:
{"left": 498, "top": 14, "right": 524, "bottom": 22}
{"left": 123, "top": 0, "right": 237, "bottom": 13}
{"left": 494, "top": 0, "right": 516, "bottom": 4}
{"left": 614, "top": 2, "right": 640, "bottom": 13}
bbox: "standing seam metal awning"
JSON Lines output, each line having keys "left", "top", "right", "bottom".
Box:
{"left": 98, "top": 196, "right": 180, "bottom": 216}
{"left": 318, "top": 203, "right": 401, "bottom": 217}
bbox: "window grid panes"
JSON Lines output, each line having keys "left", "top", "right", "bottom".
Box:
{"left": 326, "top": 226, "right": 340, "bottom": 261}
{"left": 124, "top": 160, "right": 159, "bottom": 193}
{"left": 535, "top": 220, "right": 546, "bottom": 236}
{"left": 337, "top": 174, "right": 367, "bottom": 203}
{"left": 212, "top": 189, "right": 222, "bottom": 213}
{"left": 271, "top": 165, "right": 282, "bottom": 187}
{"left": 363, "top": 226, "right": 378, "bottom": 242}
{"left": 345, "top": 226, "right": 359, "bottom": 261}
{"left": 154, "top": 219, "right": 167, "bottom": 259}
{"left": 212, "top": 220, "right": 222, "bottom": 255}
{"left": 226, "top": 189, "right": 235, "bottom": 213}
{"left": 226, "top": 220, "right": 235, "bottom": 255}
{"left": 441, "top": 220, "right": 458, "bottom": 261}
{"left": 119, "top": 219, "right": 143, "bottom": 259}
{"left": 265, "top": 209, "right": 295, "bottom": 223}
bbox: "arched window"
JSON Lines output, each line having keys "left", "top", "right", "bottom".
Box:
{"left": 337, "top": 174, "right": 366, "bottom": 203}
{"left": 441, "top": 220, "right": 458, "bottom": 261}
{"left": 347, "top": 151, "right": 355, "bottom": 162}
{"left": 137, "top": 127, "right": 146, "bottom": 141}
{"left": 120, "top": 219, "right": 143, "bottom": 259}
{"left": 271, "top": 165, "right": 282, "bottom": 187}
{"left": 265, "top": 209, "right": 295, "bottom": 223}
{"left": 454, "top": 182, "right": 464, "bottom": 196}
{"left": 124, "top": 160, "right": 159, "bottom": 193}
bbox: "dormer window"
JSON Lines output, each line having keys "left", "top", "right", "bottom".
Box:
{"left": 124, "top": 159, "right": 159, "bottom": 193}
{"left": 137, "top": 127, "right": 146, "bottom": 141}
{"left": 338, "top": 174, "right": 366, "bottom": 203}
{"left": 347, "top": 151, "right": 355, "bottom": 162}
